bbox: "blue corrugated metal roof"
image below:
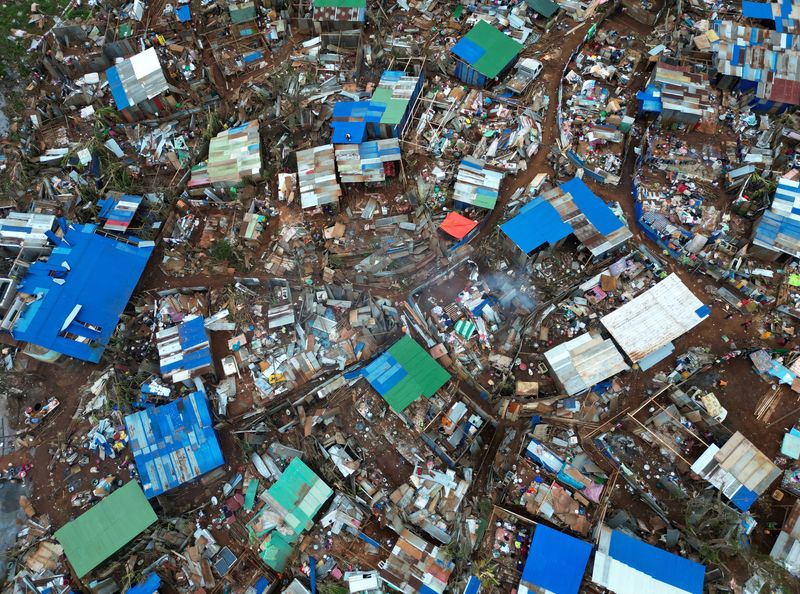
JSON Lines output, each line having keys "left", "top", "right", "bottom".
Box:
{"left": 521, "top": 525, "right": 591, "bottom": 594}
{"left": 124, "top": 391, "right": 224, "bottom": 498}
{"left": 560, "top": 178, "right": 624, "bottom": 236}
{"left": 363, "top": 351, "right": 408, "bottom": 396}
{"left": 12, "top": 224, "right": 153, "bottom": 362}
{"left": 607, "top": 530, "right": 705, "bottom": 594}
{"left": 452, "top": 37, "right": 485, "bottom": 66}
{"left": 106, "top": 66, "right": 130, "bottom": 110}
{"left": 501, "top": 197, "right": 573, "bottom": 253}
{"left": 331, "top": 101, "right": 385, "bottom": 143}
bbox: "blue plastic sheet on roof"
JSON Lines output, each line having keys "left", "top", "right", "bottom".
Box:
{"left": 521, "top": 525, "right": 591, "bottom": 594}
{"left": 243, "top": 51, "right": 262, "bottom": 63}
{"left": 176, "top": 5, "right": 191, "bottom": 21}
{"left": 106, "top": 65, "right": 129, "bottom": 110}
{"left": 636, "top": 85, "right": 662, "bottom": 113}
{"left": 12, "top": 224, "right": 153, "bottom": 362}
{"left": 452, "top": 37, "right": 485, "bottom": 66}
{"left": 124, "top": 391, "right": 224, "bottom": 498}
{"left": 607, "top": 530, "right": 705, "bottom": 594}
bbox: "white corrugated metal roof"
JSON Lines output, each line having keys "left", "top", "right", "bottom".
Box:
{"left": 544, "top": 332, "right": 629, "bottom": 395}
{"left": 600, "top": 274, "right": 709, "bottom": 363}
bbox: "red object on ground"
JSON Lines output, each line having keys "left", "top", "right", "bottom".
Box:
{"left": 440, "top": 211, "right": 478, "bottom": 239}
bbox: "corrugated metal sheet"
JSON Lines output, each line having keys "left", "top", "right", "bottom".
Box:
{"left": 296, "top": 144, "right": 342, "bottom": 209}
{"left": 544, "top": 332, "right": 629, "bottom": 396}
{"left": 519, "top": 525, "right": 591, "bottom": 594}
{"left": 690, "top": 432, "right": 781, "bottom": 511}
{"left": 600, "top": 273, "right": 709, "bottom": 363}
{"left": 501, "top": 177, "right": 631, "bottom": 257}
{"left": 156, "top": 315, "right": 213, "bottom": 383}
{"left": 124, "top": 391, "right": 224, "bottom": 498}
{"left": 105, "top": 48, "right": 168, "bottom": 111}
{"left": 335, "top": 138, "right": 400, "bottom": 183}
{"left": 451, "top": 20, "right": 521, "bottom": 79}
{"left": 0, "top": 212, "right": 54, "bottom": 246}
{"left": 98, "top": 194, "right": 143, "bottom": 233}
{"left": 592, "top": 526, "right": 705, "bottom": 594}
{"left": 11, "top": 224, "right": 154, "bottom": 363}
{"left": 207, "top": 120, "right": 262, "bottom": 186}
{"left": 453, "top": 156, "right": 504, "bottom": 209}
{"left": 754, "top": 174, "right": 800, "bottom": 257}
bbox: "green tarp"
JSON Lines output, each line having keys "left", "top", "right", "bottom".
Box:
{"left": 55, "top": 481, "right": 157, "bottom": 577}
{"left": 526, "top": 0, "right": 559, "bottom": 18}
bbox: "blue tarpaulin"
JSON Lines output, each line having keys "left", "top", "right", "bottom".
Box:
{"left": 176, "top": 5, "right": 191, "bottom": 21}
{"left": 124, "top": 391, "right": 224, "bottom": 498}
{"left": 520, "top": 525, "right": 591, "bottom": 594}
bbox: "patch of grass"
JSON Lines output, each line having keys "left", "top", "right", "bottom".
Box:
{"left": 209, "top": 239, "right": 243, "bottom": 270}
{"left": 0, "top": 0, "right": 84, "bottom": 77}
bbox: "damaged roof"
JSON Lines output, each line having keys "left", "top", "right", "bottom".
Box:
{"left": 10, "top": 224, "right": 154, "bottom": 363}
{"left": 106, "top": 47, "right": 169, "bottom": 110}
{"left": 124, "top": 391, "right": 224, "bottom": 498}
{"left": 753, "top": 174, "right": 800, "bottom": 258}
{"left": 544, "top": 332, "right": 629, "bottom": 396}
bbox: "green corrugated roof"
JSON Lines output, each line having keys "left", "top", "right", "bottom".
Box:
{"left": 383, "top": 335, "right": 451, "bottom": 412}
{"left": 54, "top": 482, "right": 157, "bottom": 577}
{"left": 372, "top": 88, "right": 408, "bottom": 125}
{"left": 464, "top": 20, "right": 522, "bottom": 79}
{"left": 526, "top": 0, "right": 559, "bottom": 18}
{"left": 313, "top": 0, "right": 366, "bottom": 6}
{"left": 250, "top": 458, "right": 333, "bottom": 572}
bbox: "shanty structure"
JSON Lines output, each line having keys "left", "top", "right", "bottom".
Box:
{"left": 501, "top": 177, "right": 632, "bottom": 259}
{"left": 0, "top": 212, "right": 55, "bottom": 250}
{"left": 526, "top": 0, "right": 560, "bottom": 25}
{"left": 331, "top": 70, "right": 424, "bottom": 143}
{"left": 771, "top": 499, "right": 800, "bottom": 576}
{"left": 453, "top": 156, "right": 505, "bottom": 209}
{"left": 296, "top": 145, "right": 343, "bottom": 209}
{"left": 247, "top": 458, "right": 333, "bottom": 571}
{"left": 106, "top": 47, "right": 169, "bottom": 111}
{"left": 636, "top": 62, "right": 714, "bottom": 126}
{"left": 370, "top": 70, "right": 424, "bottom": 138}
{"left": 544, "top": 332, "right": 629, "bottom": 396}
{"left": 229, "top": 0, "right": 257, "bottom": 24}
{"left": 714, "top": 20, "right": 800, "bottom": 109}
{"left": 592, "top": 526, "right": 705, "bottom": 594}
{"left": 742, "top": 0, "right": 800, "bottom": 34}
{"left": 378, "top": 529, "right": 454, "bottom": 594}
{"left": 7, "top": 224, "right": 154, "bottom": 363}
{"left": 519, "top": 525, "right": 592, "bottom": 594}
{"left": 362, "top": 335, "right": 450, "bottom": 413}
{"left": 312, "top": 0, "right": 366, "bottom": 29}
{"left": 202, "top": 120, "right": 262, "bottom": 187}
{"left": 54, "top": 481, "right": 157, "bottom": 577}
{"left": 690, "top": 431, "right": 781, "bottom": 511}
{"left": 124, "top": 391, "right": 224, "bottom": 498}
{"left": 156, "top": 316, "right": 213, "bottom": 383}
{"left": 97, "top": 193, "right": 143, "bottom": 233}
{"left": 334, "top": 139, "right": 401, "bottom": 183}
{"left": 752, "top": 172, "right": 800, "bottom": 259}
{"left": 600, "top": 273, "right": 710, "bottom": 366}
{"left": 451, "top": 21, "right": 522, "bottom": 87}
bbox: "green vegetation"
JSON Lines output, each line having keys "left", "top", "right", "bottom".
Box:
{"left": 209, "top": 239, "right": 243, "bottom": 270}
{"left": 0, "top": 0, "right": 88, "bottom": 77}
